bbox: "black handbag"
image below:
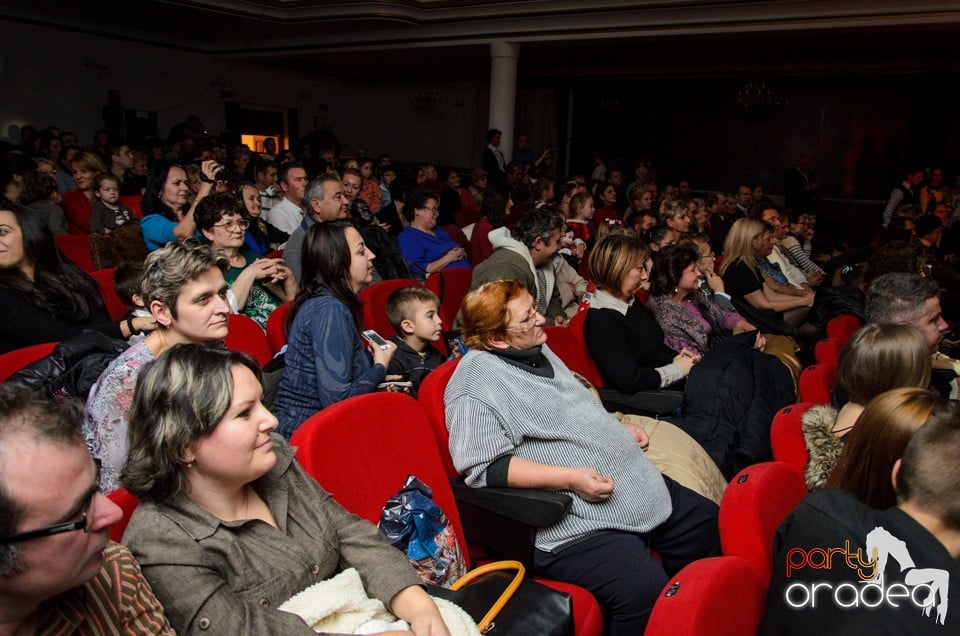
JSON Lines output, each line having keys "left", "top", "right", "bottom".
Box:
{"left": 429, "top": 560, "right": 574, "bottom": 636}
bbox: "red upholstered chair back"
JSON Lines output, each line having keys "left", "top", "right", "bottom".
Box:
{"left": 544, "top": 326, "right": 595, "bottom": 382}
{"left": 770, "top": 402, "right": 815, "bottom": 480}
{"left": 825, "top": 313, "right": 862, "bottom": 344}
{"left": 89, "top": 267, "right": 129, "bottom": 321}
{"left": 360, "top": 278, "right": 449, "bottom": 355}
{"left": 719, "top": 462, "right": 807, "bottom": 585}
{"left": 119, "top": 195, "right": 143, "bottom": 218}
{"left": 646, "top": 556, "right": 766, "bottom": 636}
{"left": 54, "top": 234, "right": 95, "bottom": 272}
{"left": 814, "top": 337, "right": 843, "bottom": 366}
{"left": 265, "top": 301, "right": 293, "bottom": 355}
{"left": 224, "top": 314, "right": 273, "bottom": 368}
{"left": 291, "top": 392, "right": 471, "bottom": 569}
{"left": 0, "top": 342, "right": 58, "bottom": 382}
{"left": 107, "top": 488, "right": 140, "bottom": 544}
{"left": 424, "top": 268, "right": 473, "bottom": 329}
{"left": 358, "top": 278, "right": 423, "bottom": 337}
{"left": 565, "top": 311, "right": 605, "bottom": 388}
{"left": 416, "top": 358, "right": 462, "bottom": 478}
{"left": 798, "top": 363, "right": 837, "bottom": 405}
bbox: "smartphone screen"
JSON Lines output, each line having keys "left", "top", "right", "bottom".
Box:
{"left": 362, "top": 329, "right": 391, "bottom": 349}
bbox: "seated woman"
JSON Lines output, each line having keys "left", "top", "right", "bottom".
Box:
{"left": 140, "top": 159, "right": 218, "bottom": 251}
{"left": 195, "top": 192, "right": 295, "bottom": 329}
{"left": 648, "top": 243, "right": 758, "bottom": 357}
{"left": 802, "top": 323, "right": 932, "bottom": 489}
{"left": 469, "top": 187, "right": 510, "bottom": 266}
{"left": 398, "top": 190, "right": 470, "bottom": 279}
{"left": 238, "top": 183, "right": 287, "bottom": 255}
{"left": 0, "top": 203, "right": 151, "bottom": 354}
{"left": 719, "top": 217, "right": 816, "bottom": 337}
{"left": 60, "top": 151, "right": 107, "bottom": 233}
{"left": 826, "top": 387, "right": 949, "bottom": 509}
{"left": 273, "top": 220, "right": 397, "bottom": 438}
{"left": 584, "top": 234, "right": 795, "bottom": 478}
{"left": 84, "top": 241, "right": 231, "bottom": 493}
{"left": 122, "top": 344, "right": 450, "bottom": 635}
{"left": 584, "top": 234, "right": 700, "bottom": 393}
{"left": 445, "top": 278, "right": 719, "bottom": 635}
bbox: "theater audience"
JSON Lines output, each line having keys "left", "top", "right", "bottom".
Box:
{"left": 0, "top": 203, "right": 148, "bottom": 354}
{"left": 274, "top": 220, "right": 396, "bottom": 437}
{"left": 585, "top": 233, "right": 795, "bottom": 477}
{"left": 446, "top": 278, "right": 719, "bottom": 635}
{"left": 122, "top": 345, "right": 450, "bottom": 635}
{"left": 802, "top": 323, "right": 932, "bottom": 487}
{"left": 195, "top": 192, "right": 295, "bottom": 329}
{"left": 84, "top": 241, "right": 230, "bottom": 493}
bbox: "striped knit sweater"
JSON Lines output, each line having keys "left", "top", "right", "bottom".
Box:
{"left": 444, "top": 345, "right": 672, "bottom": 552}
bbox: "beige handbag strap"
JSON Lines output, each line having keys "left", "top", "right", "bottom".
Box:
{"left": 449, "top": 560, "right": 525, "bottom": 633}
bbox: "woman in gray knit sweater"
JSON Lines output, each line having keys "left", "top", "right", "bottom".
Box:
{"left": 445, "top": 278, "right": 719, "bottom": 635}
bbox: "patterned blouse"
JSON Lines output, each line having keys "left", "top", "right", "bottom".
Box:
{"left": 648, "top": 293, "right": 744, "bottom": 357}
{"left": 83, "top": 341, "right": 155, "bottom": 493}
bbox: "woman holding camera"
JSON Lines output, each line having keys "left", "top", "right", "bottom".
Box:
{"left": 140, "top": 159, "right": 219, "bottom": 251}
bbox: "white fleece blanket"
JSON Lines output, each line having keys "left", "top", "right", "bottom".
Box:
{"left": 278, "top": 567, "right": 480, "bottom": 635}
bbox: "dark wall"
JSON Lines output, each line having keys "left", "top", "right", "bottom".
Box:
{"left": 567, "top": 73, "right": 960, "bottom": 199}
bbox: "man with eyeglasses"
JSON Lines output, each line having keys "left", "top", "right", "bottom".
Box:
{"left": 0, "top": 385, "right": 174, "bottom": 634}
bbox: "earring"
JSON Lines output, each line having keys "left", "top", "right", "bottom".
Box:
{"left": 674, "top": 287, "right": 678, "bottom": 294}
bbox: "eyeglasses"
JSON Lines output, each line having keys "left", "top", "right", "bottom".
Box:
{"left": 506, "top": 310, "right": 541, "bottom": 333}
{"left": 0, "top": 461, "right": 100, "bottom": 545}
{"left": 698, "top": 252, "right": 716, "bottom": 259}
{"left": 213, "top": 219, "right": 250, "bottom": 231}
{"left": 421, "top": 206, "right": 440, "bottom": 214}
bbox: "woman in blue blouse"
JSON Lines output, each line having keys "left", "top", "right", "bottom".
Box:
{"left": 140, "top": 159, "right": 219, "bottom": 251}
{"left": 398, "top": 190, "right": 470, "bottom": 280}
{"left": 273, "top": 220, "right": 397, "bottom": 437}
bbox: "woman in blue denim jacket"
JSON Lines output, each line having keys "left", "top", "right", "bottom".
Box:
{"left": 273, "top": 220, "right": 397, "bottom": 438}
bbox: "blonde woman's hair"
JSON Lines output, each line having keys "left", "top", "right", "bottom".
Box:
{"left": 589, "top": 233, "right": 649, "bottom": 300}
{"left": 719, "top": 217, "right": 767, "bottom": 275}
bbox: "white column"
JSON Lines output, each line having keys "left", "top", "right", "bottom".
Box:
{"left": 488, "top": 40, "right": 519, "bottom": 163}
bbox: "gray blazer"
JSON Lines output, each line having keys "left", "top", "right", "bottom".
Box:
{"left": 123, "top": 435, "right": 420, "bottom": 635}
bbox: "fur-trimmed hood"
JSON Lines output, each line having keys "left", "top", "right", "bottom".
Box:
{"left": 801, "top": 404, "right": 841, "bottom": 489}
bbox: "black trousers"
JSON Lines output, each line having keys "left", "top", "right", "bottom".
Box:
{"left": 534, "top": 477, "right": 720, "bottom": 635}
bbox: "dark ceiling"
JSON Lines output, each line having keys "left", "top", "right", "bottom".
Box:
{"left": 2, "top": 0, "right": 960, "bottom": 81}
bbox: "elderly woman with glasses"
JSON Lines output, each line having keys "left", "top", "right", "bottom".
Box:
{"left": 445, "top": 278, "right": 719, "bottom": 636}
{"left": 398, "top": 189, "right": 470, "bottom": 279}
{"left": 195, "top": 192, "right": 295, "bottom": 329}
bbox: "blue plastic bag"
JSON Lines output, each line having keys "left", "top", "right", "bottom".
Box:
{"left": 379, "top": 475, "right": 466, "bottom": 587}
